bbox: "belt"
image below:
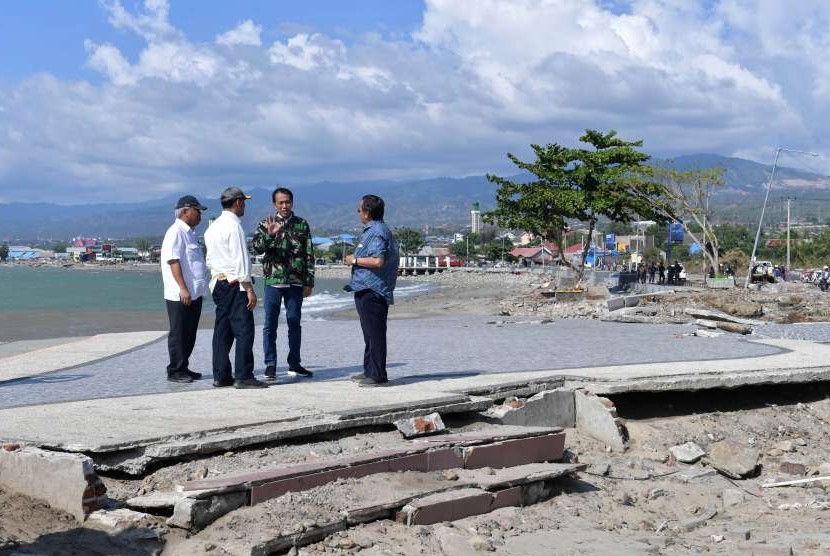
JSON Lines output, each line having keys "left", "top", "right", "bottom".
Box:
{"left": 217, "top": 274, "right": 239, "bottom": 285}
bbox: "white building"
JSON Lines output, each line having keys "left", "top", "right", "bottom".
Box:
{"left": 471, "top": 202, "right": 482, "bottom": 234}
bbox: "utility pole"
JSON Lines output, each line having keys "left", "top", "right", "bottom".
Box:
{"left": 786, "top": 197, "right": 793, "bottom": 270}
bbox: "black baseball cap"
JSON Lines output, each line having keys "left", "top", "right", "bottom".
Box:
{"left": 175, "top": 195, "right": 207, "bottom": 211}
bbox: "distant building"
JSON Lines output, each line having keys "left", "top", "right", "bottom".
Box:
{"left": 471, "top": 202, "right": 482, "bottom": 234}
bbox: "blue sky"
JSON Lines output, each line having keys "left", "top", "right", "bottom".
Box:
{"left": 1, "top": 0, "right": 829, "bottom": 203}
{"left": 1, "top": 1, "right": 425, "bottom": 82}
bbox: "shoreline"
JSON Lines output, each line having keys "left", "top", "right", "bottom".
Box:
{"left": 0, "top": 267, "right": 537, "bottom": 345}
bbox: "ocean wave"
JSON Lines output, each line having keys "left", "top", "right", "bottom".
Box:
{"left": 301, "top": 282, "right": 434, "bottom": 316}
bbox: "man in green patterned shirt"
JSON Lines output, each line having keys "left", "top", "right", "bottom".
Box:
{"left": 251, "top": 187, "right": 315, "bottom": 380}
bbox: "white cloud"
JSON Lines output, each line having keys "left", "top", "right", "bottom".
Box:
{"left": 216, "top": 20, "right": 262, "bottom": 47}
{"left": 2, "top": 0, "right": 830, "bottom": 204}
{"left": 268, "top": 33, "right": 345, "bottom": 70}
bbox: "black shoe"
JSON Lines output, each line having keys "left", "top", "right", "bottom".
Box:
{"left": 167, "top": 371, "right": 193, "bottom": 384}
{"left": 264, "top": 365, "right": 277, "bottom": 379}
{"left": 349, "top": 373, "right": 366, "bottom": 382}
{"left": 287, "top": 366, "right": 313, "bottom": 378}
{"left": 234, "top": 378, "right": 269, "bottom": 389}
{"left": 185, "top": 370, "right": 203, "bottom": 380}
{"left": 213, "top": 379, "right": 234, "bottom": 388}
{"left": 357, "top": 377, "right": 389, "bottom": 388}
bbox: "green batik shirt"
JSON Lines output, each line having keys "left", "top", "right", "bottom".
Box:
{"left": 251, "top": 213, "right": 315, "bottom": 288}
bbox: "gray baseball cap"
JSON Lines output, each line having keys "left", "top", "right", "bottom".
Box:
{"left": 220, "top": 186, "right": 252, "bottom": 203}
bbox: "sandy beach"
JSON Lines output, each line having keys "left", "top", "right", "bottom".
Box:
{"left": 315, "top": 266, "right": 540, "bottom": 320}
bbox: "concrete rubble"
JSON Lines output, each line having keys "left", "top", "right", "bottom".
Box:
{"left": 0, "top": 444, "right": 107, "bottom": 521}
{"left": 168, "top": 427, "right": 567, "bottom": 531}
{"left": 669, "top": 441, "right": 706, "bottom": 463}
{"left": 708, "top": 440, "right": 760, "bottom": 479}
{"left": 574, "top": 390, "right": 628, "bottom": 451}
{"left": 394, "top": 412, "right": 446, "bottom": 438}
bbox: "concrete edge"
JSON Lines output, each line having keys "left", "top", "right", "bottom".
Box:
{"left": 0, "top": 331, "right": 167, "bottom": 385}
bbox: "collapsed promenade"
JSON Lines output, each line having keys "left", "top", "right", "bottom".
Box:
{"left": 3, "top": 274, "right": 830, "bottom": 554}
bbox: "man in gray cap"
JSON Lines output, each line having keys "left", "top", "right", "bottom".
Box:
{"left": 204, "top": 186, "right": 268, "bottom": 389}
{"left": 161, "top": 195, "right": 209, "bottom": 384}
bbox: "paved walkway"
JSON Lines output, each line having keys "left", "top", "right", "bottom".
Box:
{"left": 0, "top": 331, "right": 165, "bottom": 383}
{"left": 0, "top": 317, "right": 783, "bottom": 409}
{"left": 4, "top": 315, "right": 830, "bottom": 467}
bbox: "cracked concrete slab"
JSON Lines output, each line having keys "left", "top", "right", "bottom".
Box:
{"left": 2, "top": 337, "right": 829, "bottom": 473}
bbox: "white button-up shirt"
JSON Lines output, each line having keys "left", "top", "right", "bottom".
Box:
{"left": 204, "top": 210, "right": 252, "bottom": 292}
{"left": 160, "top": 218, "right": 208, "bottom": 302}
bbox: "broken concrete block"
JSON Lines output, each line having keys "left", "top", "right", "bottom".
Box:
{"left": 684, "top": 307, "right": 760, "bottom": 325}
{"left": 669, "top": 442, "right": 705, "bottom": 464}
{"left": 489, "top": 389, "right": 575, "bottom": 428}
{"left": 126, "top": 491, "right": 181, "bottom": 511}
{"left": 673, "top": 466, "right": 717, "bottom": 483}
{"left": 0, "top": 446, "right": 107, "bottom": 521}
{"left": 574, "top": 390, "right": 628, "bottom": 452}
{"left": 88, "top": 508, "right": 154, "bottom": 530}
{"left": 680, "top": 506, "right": 717, "bottom": 531}
{"left": 774, "top": 440, "right": 795, "bottom": 453}
{"left": 709, "top": 440, "right": 760, "bottom": 479}
{"left": 606, "top": 297, "right": 626, "bottom": 312}
{"left": 397, "top": 488, "right": 493, "bottom": 525}
{"left": 722, "top": 488, "right": 747, "bottom": 508}
{"left": 167, "top": 491, "right": 247, "bottom": 531}
{"left": 393, "top": 412, "right": 446, "bottom": 438}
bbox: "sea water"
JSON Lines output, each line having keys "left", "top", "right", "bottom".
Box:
{"left": 0, "top": 265, "right": 430, "bottom": 341}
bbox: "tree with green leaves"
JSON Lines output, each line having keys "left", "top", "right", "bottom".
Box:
{"left": 449, "top": 234, "right": 480, "bottom": 262}
{"left": 395, "top": 227, "right": 426, "bottom": 259}
{"left": 0, "top": 243, "right": 8, "bottom": 262}
{"left": 484, "top": 130, "right": 673, "bottom": 282}
{"left": 651, "top": 166, "right": 726, "bottom": 274}
{"left": 485, "top": 237, "right": 515, "bottom": 263}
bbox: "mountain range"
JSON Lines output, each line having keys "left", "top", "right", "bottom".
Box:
{"left": 2, "top": 154, "right": 829, "bottom": 242}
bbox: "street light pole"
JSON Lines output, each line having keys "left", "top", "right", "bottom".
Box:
{"left": 466, "top": 236, "right": 469, "bottom": 267}
{"left": 744, "top": 147, "right": 818, "bottom": 288}
{"left": 501, "top": 235, "right": 505, "bottom": 265}
{"left": 786, "top": 197, "right": 792, "bottom": 270}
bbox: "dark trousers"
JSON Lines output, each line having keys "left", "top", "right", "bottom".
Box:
{"left": 262, "top": 285, "right": 303, "bottom": 368}
{"left": 165, "top": 297, "right": 202, "bottom": 375}
{"left": 354, "top": 289, "right": 389, "bottom": 382}
{"left": 212, "top": 281, "right": 255, "bottom": 383}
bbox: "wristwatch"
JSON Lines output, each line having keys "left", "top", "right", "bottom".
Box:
{"left": 352, "top": 257, "right": 358, "bottom": 267}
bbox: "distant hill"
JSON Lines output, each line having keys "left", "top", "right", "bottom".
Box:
{"left": 2, "top": 154, "right": 829, "bottom": 242}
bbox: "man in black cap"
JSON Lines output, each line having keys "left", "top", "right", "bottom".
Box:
{"left": 204, "top": 186, "right": 268, "bottom": 389}
{"left": 160, "top": 195, "right": 209, "bottom": 383}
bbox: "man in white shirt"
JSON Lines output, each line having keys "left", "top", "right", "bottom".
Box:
{"left": 204, "top": 186, "right": 268, "bottom": 389}
{"left": 161, "top": 195, "right": 209, "bottom": 384}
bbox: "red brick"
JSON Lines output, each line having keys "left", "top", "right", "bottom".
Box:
{"left": 463, "top": 433, "right": 566, "bottom": 469}
{"left": 251, "top": 469, "right": 342, "bottom": 504}
{"left": 183, "top": 447, "right": 429, "bottom": 491}
{"left": 400, "top": 489, "right": 493, "bottom": 525}
{"left": 490, "top": 486, "right": 523, "bottom": 510}
{"left": 779, "top": 461, "right": 807, "bottom": 476}
{"left": 426, "top": 448, "right": 464, "bottom": 471}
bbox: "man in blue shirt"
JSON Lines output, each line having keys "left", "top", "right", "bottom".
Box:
{"left": 344, "top": 195, "right": 399, "bottom": 387}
